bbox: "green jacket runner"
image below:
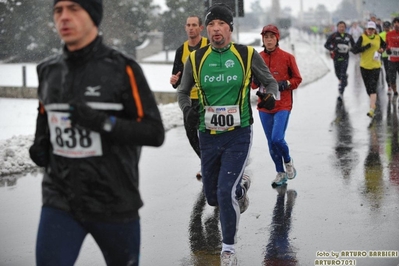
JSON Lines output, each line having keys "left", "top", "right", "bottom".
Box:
{"left": 178, "top": 42, "right": 278, "bottom": 134}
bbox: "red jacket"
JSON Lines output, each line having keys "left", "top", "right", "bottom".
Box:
{"left": 386, "top": 30, "right": 399, "bottom": 62}
{"left": 253, "top": 47, "right": 302, "bottom": 113}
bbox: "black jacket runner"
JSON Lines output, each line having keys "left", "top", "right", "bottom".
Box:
{"left": 33, "top": 36, "right": 164, "bottom": 222}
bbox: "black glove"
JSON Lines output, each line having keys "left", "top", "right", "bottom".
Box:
{"left": 69, "top": 103, "right": 107, "bottom": 132}
{"left": 278, "top": 80, "right": 289, "bottom": 91}
{"left": 362, "top": 43, "right": 371, "bottom": 51}
{"left": 29, "top": 136, "right": 50, "bottom": 167}
{"left": 183, "top": 106, "right": 199, "bottom": 128}
{"left": 386, "top": 48, "right": 392, "bottom": 55}
{"left": 256, "top": 91, "right": 275, "bottom": 110}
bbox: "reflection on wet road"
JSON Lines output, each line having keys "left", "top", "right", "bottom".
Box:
{"left": 263, "top": 185, "right": 297, "bottom": 266}
{"left": 363, "top": 103, "right": 384, "bottom": 209}
{"left": 331, "top": 99, "right": 357, "bottom": 181}
{"left": 186, "top": 190, "right": 221, "bottom": 265}
{"left": 386, "top": 97, "right": 399, "bottom": 188}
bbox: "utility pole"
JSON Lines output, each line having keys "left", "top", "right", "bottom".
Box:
{"left": 235, "top": 0, "right": 239, "bottom": 43}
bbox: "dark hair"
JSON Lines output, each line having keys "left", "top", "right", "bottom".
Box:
{"left": 337, "top": 21, "right": 346, "bottom": 28}
{"left": 188, "top": 15, "right": 203, "bottom": 26}
{"left": 393, "top": 17, "right": 399, "bottom": 24}
{"left": 383, "top": 21, "right": 391, "bottom": 28}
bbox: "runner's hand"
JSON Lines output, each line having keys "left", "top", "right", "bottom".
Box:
{"left": 183, "top": 106, "right": 199, "bottom": 128}
{"left": 69, "top": 103, "right": 108, "bottom": 132}
{"left": 362, "top": 43, "right": 371, "bottom": 51}
{"left": 278, "top": 80, "right": 289, "bottom": 91}
{"left": 256, "top": 91, "right": 275, "bottom": 110}
{"left": 170, "top": 71, "right": 181, "bottom": 86}
{"left": 29, "top": 136, "right": 50, "bottom": 167}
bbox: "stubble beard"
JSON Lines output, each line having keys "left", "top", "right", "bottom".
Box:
{"left": 212, "top": 36, "right": 225, "bottom": 47}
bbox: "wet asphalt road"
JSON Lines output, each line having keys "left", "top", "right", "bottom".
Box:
{"left": 138, "top": 53, "right": 399, "bottom": 266}
{"left": 136, "top": 53, "right": 399, "bottom": 266}
{"left": 1, "top": 53, "right": 399, "bottom": 266}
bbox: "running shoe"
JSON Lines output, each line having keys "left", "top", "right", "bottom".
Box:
{"left": 285, "top": 159, "right": 297, "bottom": 180}
{"left": 367, "top": 108, "right": 375, "bottom": 118}
{"left": 220, "top": 251, "right": 237, "bottom": 266}
{"left": 237, "top": 174, "right": 251, "bottom": 214}
{"left": 272, "top": 172, "right": 287, "bottom": 188}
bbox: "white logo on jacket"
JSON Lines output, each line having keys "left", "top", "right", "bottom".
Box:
{"left": 225, "top": 59, "right": 235, "bottom": 68}
{"left": 84, "top": 86, "right": 101, "bottom": 96}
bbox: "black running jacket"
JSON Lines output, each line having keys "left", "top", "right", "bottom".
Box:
{"left": 32, "top": 36, "right": 164, "bottom": 222}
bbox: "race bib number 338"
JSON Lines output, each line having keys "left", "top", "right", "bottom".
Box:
{"left": 204, "top": 105, "right": 241, "bottom": 131}
{"left": 48, "top": 111, "right": 103, "bottom": 158}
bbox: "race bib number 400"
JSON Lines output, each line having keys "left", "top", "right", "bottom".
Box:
{"left": 204, "top": 105, "right": 241, "bottom": 131}
{"left": 48, "top": 111, "right": 103, "bottom": 158}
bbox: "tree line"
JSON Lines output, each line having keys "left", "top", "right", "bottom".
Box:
{"left": 0, "top": 0, "right": 207, "bottom": 63}
{"left": 2, "top": 0, "right": 395, "bottom": 63}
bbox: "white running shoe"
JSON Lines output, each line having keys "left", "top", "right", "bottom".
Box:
{"left": 272, "top": 172, "right": 288, "bottom": 188}
{"left": 220, "top": 251, "right": 238, "bottom": 266}
{"left": 237, "top": 174, "right": 251, "bottom": 214}
{"left": 285, "top": 159, "right": 297, "bottom": 180}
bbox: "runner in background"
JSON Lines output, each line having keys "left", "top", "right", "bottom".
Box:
{"left": 386, "top": 17, "right": 399, "bottom": 97}
{"left": 324, "top": 21, "right": 355, "bottom": 101}
{"left": 380, "top": 21, "right": 392, "bottom": 94}
{"left": 349, "top": 21, "right": 363, "bottom": 43}
{"left": 170, "top": 15, "right": 209, "bottom": 180}
{"left": 352, "top": 21, "right": 386, "bottom": 118}
{"left": 370, "top": 13, "right": 383, "bottom": 33}
{"left": 252, "top": 24, "right": 302, "bottom": 188}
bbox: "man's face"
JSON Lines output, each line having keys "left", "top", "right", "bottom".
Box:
{"left": 262, "top": 32, "right": 277, "bottom": 51}
{"left": 207, "top": 19, "right": 231, "bottom": 48}
{"left": 185, "top": 17, "right": 203, "bottom": 40}
{"left": 53, "top": 1, "right": 97, "bottom": 51}
{"left": 394, "top": 21, "right": 399, "bottom": 31}
{"left": 337, "top": 23, "right": 346, "bottom": 33}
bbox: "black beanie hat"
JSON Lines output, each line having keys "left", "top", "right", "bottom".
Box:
{"left": 54, "top": 0, "right": 103, "bottom": 27}
{"left": 205, "top": 3, "right": 234, "bottom": 32}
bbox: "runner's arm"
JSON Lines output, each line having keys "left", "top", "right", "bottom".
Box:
{"left": 103, "top": 61, "right": 165, "bottom": 147}
{"left": 177, "top": 59, "right": 195, "bottom": 112}
{"left": 251, "top": 52, "right": 278, "bottom": 97}
{"left": 171, "top": 46, "right": 184, "bottom": 89}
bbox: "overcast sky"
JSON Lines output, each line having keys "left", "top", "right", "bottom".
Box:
{"left": 152, "top": 0, "right": 341, "bottom": 17}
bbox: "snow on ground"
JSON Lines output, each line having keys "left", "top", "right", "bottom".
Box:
{"left": 0, "top": 28, "right": 329, "bottom": 176}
